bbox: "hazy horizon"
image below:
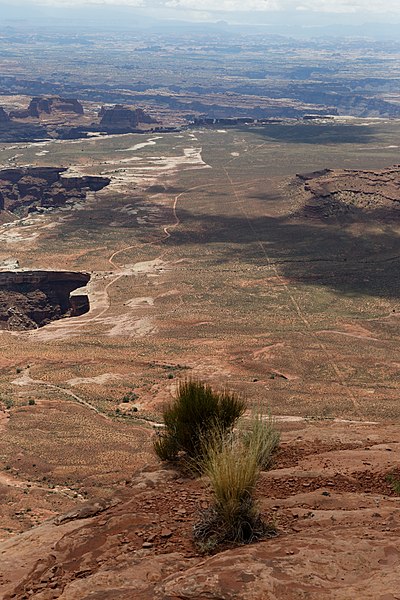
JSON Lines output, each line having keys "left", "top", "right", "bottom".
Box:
{"left": 1, "top": 0, "right": 400, "bottom": 35}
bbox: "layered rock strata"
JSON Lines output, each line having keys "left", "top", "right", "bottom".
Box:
{"left": 0, "top": 167, "right": 110, "bottom": 216}
{"left": 0, "top": 270, "right": 90, "bottom": 330}
{"left": 296, "top": 165, "right": 400, "bottom": 220}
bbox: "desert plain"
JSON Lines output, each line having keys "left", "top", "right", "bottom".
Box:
{"left": 0, "top": 118, "right": 400, "bottom": 598}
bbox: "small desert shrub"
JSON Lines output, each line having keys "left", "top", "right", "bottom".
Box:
{"left": 241, "top": 410, "right": 280, "bottom": 470}
{"left": 4, "top": 398, "right": 13, "bottom": 410}
{"left": 28, "top": 399, "right": 36, "bottom": 406}
{"left": 194, "top": 431, "right": 275, "bottom": 549}
{"left": 386, "top": 472, "right": 400, "bottom": 495}
{"left": 153, "top": 380, "right": 246, "bottom": 465}
{"left": 122, "top": 391, "right": 138, "bottom": 403}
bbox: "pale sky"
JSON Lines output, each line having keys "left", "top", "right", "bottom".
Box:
{"left": 7, "top": 0, "right": 400, "bottom": 12}
{"left": 164, "top": 0, "right": 400, "bottom": 12}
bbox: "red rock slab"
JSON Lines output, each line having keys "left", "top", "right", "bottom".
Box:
{"left": 157, "top": 527, "right": 400, "bottom": 600}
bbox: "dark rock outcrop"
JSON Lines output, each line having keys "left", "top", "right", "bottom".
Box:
{"left": 0, "top": 107, "right": 10, "bottom": 123}
{"left": 134, "top": 107, "right": 155, "bottom": 124}
{"left": 1, "top": 98, "right": 158, "bottom": 141}
{"left": 10, "top": 96, "right": 84, "bottom": 119}
{"left": 0, "top": 270, "right": 90, "bottom": 330}
{"left": 99, "top": 105, "right": 155, "bottom": 132}
{"left": 0, "top": 167, "right": 110, "bottom": 216}
{"left": 0, "top": 122, "right": 49, "bottom": 142}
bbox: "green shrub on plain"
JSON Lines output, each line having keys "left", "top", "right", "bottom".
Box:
{"left": 153, "top": 379, "right": 246, "bottom": 465}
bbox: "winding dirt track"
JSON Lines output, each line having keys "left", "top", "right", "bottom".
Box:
{"left": 12, "top": 368, "right": 108, "bottom": 418}
{"left": 71, "top": 138, "right": 363, "bottom": 412}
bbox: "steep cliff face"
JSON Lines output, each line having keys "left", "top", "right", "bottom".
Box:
{"left": 0, "top": 270, "right": 90, "bottom": 330}
{"left": 296, "top": 165, "right": 400, "bottom": 221}
{"left": 0, "top": 167, "right": 110, "bottom": 216}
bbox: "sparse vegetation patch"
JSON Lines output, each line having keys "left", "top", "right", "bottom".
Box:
{"left": 153, "top": 380, "right": 279, "bottom": 550}
{"left": 386, "top": 471, "right": 400, "bottom": 495}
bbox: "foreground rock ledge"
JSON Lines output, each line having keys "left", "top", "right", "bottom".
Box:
{"left": 1, "top": 421, "right": 400, "bottom": 599}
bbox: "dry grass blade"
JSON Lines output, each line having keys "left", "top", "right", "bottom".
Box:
{"left": 241, "top": 409, "right": 281, "bottom": 470}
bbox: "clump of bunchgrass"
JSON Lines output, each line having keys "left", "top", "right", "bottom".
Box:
{"left": 153, "top": 379, "right": 246, "bottom": 466}
{"left": 194, "top": 429, "right": 276, "bottom": 550}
